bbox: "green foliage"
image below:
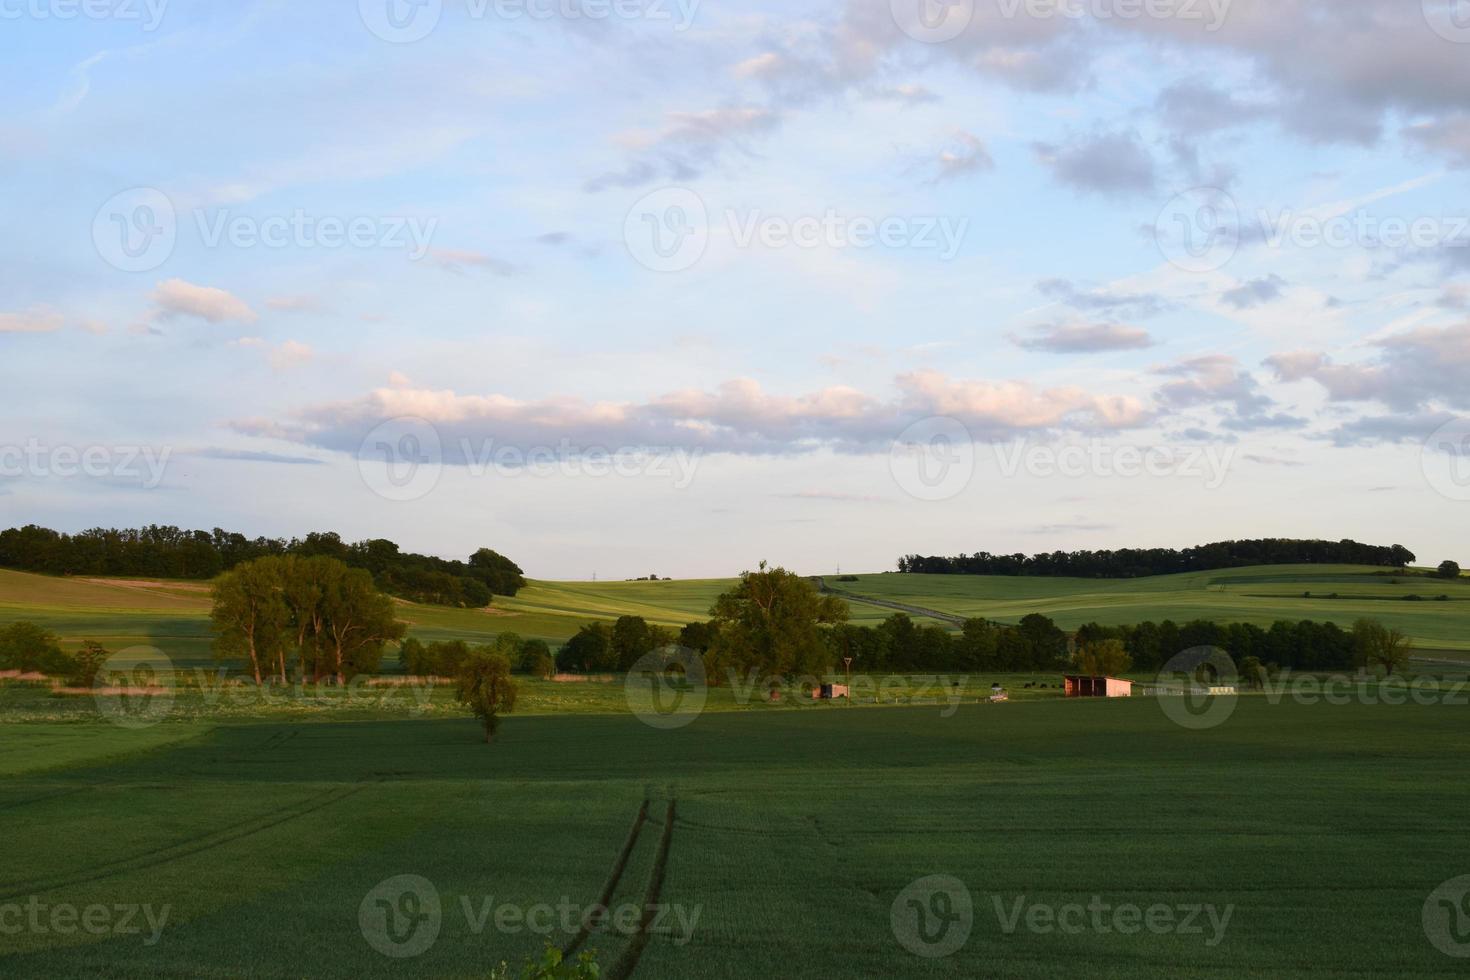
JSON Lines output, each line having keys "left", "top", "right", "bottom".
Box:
{"left": 1074, "top": 638, "right": 1132, "bottom": 677}
{"left": 706, "top": 562, "right": 848, "bottom": 681}
{"left": 0, "top": 621, "right": 70, "bottom": 675}
{"left": 456, "top": 650, "right": 518, "bottom": 743}
{"left": 1438, "top": 560, "right": 1461, "bottom": 580}
{"left": 488, "top": 943, "right": 600, "bottom": 980}
{"left": 0, "top": 524, "right": 525, "bottom": 606}
{"left": 1352, "top": 617, "right": 1413, "bottom": 676}
{"left": 67, "top": 641, "right": 110, "bottom": 688}
{"left": 559, "top": 622, "right": 615, "bottom": 673}
{"left": 517, "top": 639, "right": 555, "bottom": 679}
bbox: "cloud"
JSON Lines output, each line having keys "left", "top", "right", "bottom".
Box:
{"left": 1221, "top": 274, "right": 1288, "bottom": 309}
{"left": 1035, "top": 278, "right": 1172, "bottom": 319}
{"left": 1155, "top": 355, "right": 1305, "bottom": 431}
{"left": 1013, "top": 322, "right": 1156, "bottom": 354}
{"left": 932, "top": 131, "right": 994, "bottom": 182}
{"left": 1155, "top": 80, "right": 1272, "bottom": 135}
{"left": 1032, "top": 130, "right": 1156, "bottom": 197}
{"left": 427, "top": 249, "right": 517, "bottom": 276}
{"left": 231, "top": 370, "right": 1153, "bottom": 461}
{"left": 0, "top": 306, "right": 65, "bottom": 333}
{"left": 150, "top": 280, "right": 256, "bottom": 325}
{"left": 1406, "top": 115, "right": 1470, "bottom": 168}
{"left": 231, "top": 337, "right": 314, "bottom": 371}
{"left": 585, "top": 106, "right": 780, "bottom": 192}
{"left": 266, "top": 295, "right": 326, "bottom": 314}
{"left": 1266, "top": 321, "right": 1470, "bottom": 411}
{"left": 185, "top": 448, "right": 326, "bottom": 466}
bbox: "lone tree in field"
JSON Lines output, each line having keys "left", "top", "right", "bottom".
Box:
{"left": 705, "top": 562, "right": 848, "bottom": 682}
{"left": 457, "top": 650, "right": 518, "bottom": 743}
{"left": 1352, "top": 618, "right": 1413, "bottom": 677}
{"left": 1074, "top": 638, "right": 1132, "bottom": 677}
{"left": 1438, "top": 560, "right": 1461, "bottom": 580}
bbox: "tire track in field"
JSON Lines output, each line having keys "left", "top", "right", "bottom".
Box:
{"left": 0, "top": 786, "right": 91, "bottom": 813}
{"left": 0, "top": 782, "right": 370, "bottom": 901}
{"left": 561, "top": 799, "right": 650, "bottom": 957}
{"left": 606, "top": 799, "right": 676, "bottom": 980}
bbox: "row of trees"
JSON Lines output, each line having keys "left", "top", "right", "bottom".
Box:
{"left": 210, "top": 556, "right": 406, "bottom": 684}
{"left": 401, "top": 635, "right": 555, "bottom": 680}
{"left": 1076, "top": 617, "right": 1412, "bottom": 674}
{"left": 897, "top": 538, "right": 1416, "bottom": 579}
{"left": 0, "top": 525, "right": 525, "bottom": 608}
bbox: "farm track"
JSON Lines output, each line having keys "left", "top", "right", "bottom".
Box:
{"left": 0, "top": 785, "right": 90, "bottom": 813}
{"left": 812, "top": 578, "right": 967, "bottom": 626}
{"left": 606, "top": 799, "right": 676, "bottom": 980}
{"left": 0, "top": 782, "right": 369, "bottom": 901}
{"left": 562, "top": 798, "right": 650, "bottom": 957}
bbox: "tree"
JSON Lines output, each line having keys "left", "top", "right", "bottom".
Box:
{"left": 68, "top": 641, "right": 110, "bottom": 688}
{"left": 280, "top": 554, "right": 330, "bottom": 682}
{"left": 456, "top": 650, "right": 518, "bottom": 743}
{"left": 517, "top": 639, "right": 555, "bottom": 679}
{"left": 399, "top": 637, "right": 430, "bottom": 676}
{"left": 1075, "top": 638, "right": 1132, "bottom": 677}
{"left": 210, "top": 558, "right": 291, "bottom": 685}
{"left": 0, "top": 622, "right": 70, "bottom": 675}
{"left": 1438, "top": 560, "right": 1461, "bottom": 580}
{"left": 317, "top": 567, "right": 407, "bottom": 684}
{"left": 611, "top": 616, "right": 653, "bottom": 671}
{"left": 1353, "top": 618, "right": 1412, "bottom": 676}
{"left": 705, "top": 562, "right": 848, "bottom": 682}
{"left": 560, "top": 623, "right": 614, "bottom": 673}
{"left": 1352, "top": 618, "right": 1413, "bottom": 676}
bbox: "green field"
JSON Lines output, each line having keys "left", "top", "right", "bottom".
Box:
{"left": 4, "top": 564, "right": 1469, "bottom": 668}
{"left": 1, "top": 692, "right": 1468, "bottom": 977}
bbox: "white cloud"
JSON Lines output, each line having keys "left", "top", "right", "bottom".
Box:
{"left": 0, "top": 306, "right": 65, "bottom": 334}
{"left": 151, "top": 280, "right": 256, "bottom": 325}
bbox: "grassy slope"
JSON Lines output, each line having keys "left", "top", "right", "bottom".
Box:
{"left": 4, "top": 564, "right": 1469, "bottom": 661}
{"left": 837, "top": 565, "right": 1470, "bottom": 655}
{"left": 1, "top": 698, "right": 1467, "bottom": 978}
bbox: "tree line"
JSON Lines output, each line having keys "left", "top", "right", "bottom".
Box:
{"left": 897, "top": 538, "right": 1415, "bottom": 579}
{"left": 549, "top": 565, "right": 1418, "bottom": 681}
{"left": 0, "top": 524, "right": 525, "bottom": 608}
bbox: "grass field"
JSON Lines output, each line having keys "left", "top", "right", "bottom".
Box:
{"left": 1, "top": 691, "right": 1468, "bottom": 977}
{"left": 4, "top": 563, "right": 1467, "bottom": 667}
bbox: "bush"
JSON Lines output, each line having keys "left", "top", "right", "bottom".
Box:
{"left": 0, "top": 622, "right": 71, "bottom": 675}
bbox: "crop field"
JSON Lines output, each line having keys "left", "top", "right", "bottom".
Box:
{"left": 1, "top": 690, "right": 1468, "bottom": 978}
{"left": 3, "top": 563, "right": 1468, "bottom": 669}
{"left": 832, "top": 565, "right": 1470, "bottom": 658}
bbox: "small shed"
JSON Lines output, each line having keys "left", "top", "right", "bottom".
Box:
{"left": 810, "top": 684, "right": 850, "bottom": 700}
{"left": 1064, "top": 675, "right": 1133, "bottom": 698}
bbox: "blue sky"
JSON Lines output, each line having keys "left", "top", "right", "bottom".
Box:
{"left": 3, "top": 0, "right": 1470, "bottom": 578}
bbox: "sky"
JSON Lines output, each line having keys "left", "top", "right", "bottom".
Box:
{"left": 2, "top": 0, "right": 1470, "bottom": 579}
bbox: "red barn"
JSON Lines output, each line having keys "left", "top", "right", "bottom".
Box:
{"left": 1064, "top": 675, "right": 1133, "bottom": 698}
